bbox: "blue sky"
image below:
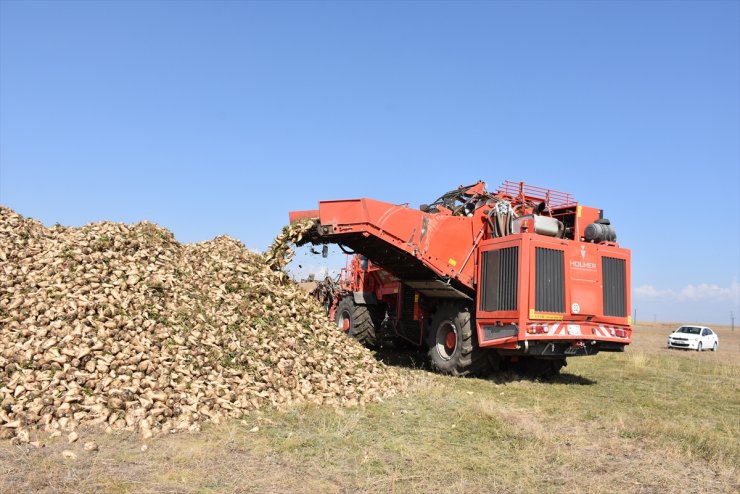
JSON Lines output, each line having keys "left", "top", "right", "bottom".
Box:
{"left": 1, "top": 1, "right": 738, "bottom": 324}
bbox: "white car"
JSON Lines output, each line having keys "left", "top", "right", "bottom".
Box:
{"left": 667, "top": 326, "right": 719, "bottom": 352}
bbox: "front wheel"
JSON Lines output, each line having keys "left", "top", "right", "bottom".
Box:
{"left": 712, "top": 342, "right": 718, "bottom": 352}
{"left": 697, "top": 342, "right": 703, "bottom": 352}
{"left": 335, "top": 297, "right": 381, "bottom": 348}
{"left": 426, "top": 303, "right": 491, "bottom": 377}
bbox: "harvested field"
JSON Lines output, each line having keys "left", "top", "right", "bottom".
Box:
{"left": 0, "top": 208, "right": 404, "bottom": 445}
{"left": 1, "top": 323, "right": 738, "bottom": 493}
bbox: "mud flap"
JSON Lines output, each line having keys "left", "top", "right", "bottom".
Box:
{"left": 353, "top": 291, "right": 378, "bottom": 305}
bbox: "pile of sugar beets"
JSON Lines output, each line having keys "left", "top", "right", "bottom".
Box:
{"left": 0, "top": 208, "right": 405, "bottom": 446}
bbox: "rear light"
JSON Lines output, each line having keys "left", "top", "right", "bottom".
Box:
{"left": 607, "top": 328, "right": 627, "bottom": 338}
{"left": 590, "top": 326, "right": 627, "bottom": 338}
{"left": 526, "top": 324, "right": 548, "bottom": 335}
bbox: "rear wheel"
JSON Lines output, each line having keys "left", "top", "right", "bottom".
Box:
{"left": 426, "top": 303, "right": 491, "bottom": 377}
{"left": 335, "top": 296, "right": 381, "bottom": 348}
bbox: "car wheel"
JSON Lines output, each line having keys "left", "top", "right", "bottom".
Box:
{"left": 697, "top": 342, "right": 702, "bottom": 352}
{"left": 712, "top": 342, "right": 718, "bottom": 352}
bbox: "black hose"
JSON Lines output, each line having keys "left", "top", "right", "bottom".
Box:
{"left": 338, "top": 244, "right": 356, "bottom": 255}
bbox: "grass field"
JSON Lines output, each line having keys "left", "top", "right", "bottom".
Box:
{"left": 1, "top": 323, "right": 738, "bottom": 493}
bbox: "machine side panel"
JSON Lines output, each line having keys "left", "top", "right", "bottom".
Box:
{"left": 317, "top": 198, "right": 480, "bottom": 291}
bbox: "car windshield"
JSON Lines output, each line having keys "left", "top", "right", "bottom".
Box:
{"left": 676, "top": 327, "right": 701, "bottom": 335}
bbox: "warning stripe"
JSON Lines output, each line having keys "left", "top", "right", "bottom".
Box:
{"left": 526, "top": 323, "right": 627, "bottom": 338}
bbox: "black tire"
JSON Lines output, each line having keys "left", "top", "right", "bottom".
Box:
{"left": 426, "top": 302, "right": 491, "bottom": 377}
{"left": 697, "top": 342, "right": 702, "bottom": 352}
{"left": 335, "top": 296, "right": 381, "bottom": 348}
{"left": 513, "top": 357, "right": 566, "bottom": 379}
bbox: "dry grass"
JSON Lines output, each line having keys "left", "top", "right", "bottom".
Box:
{"left": 1, "top": 323, "right": 738, "bottom": 493}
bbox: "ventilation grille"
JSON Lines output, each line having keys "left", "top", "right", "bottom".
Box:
{"left": 602, "top": 257, "right": 627, "bottom": 317}
{"left": 480, "top": 247, "right": 518, "bottom": 312}
{"left": 535, "top": 248, "right": 565, "bottom": 313}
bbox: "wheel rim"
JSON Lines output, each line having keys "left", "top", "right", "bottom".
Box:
{"left": 435, "top": 321, "right": 458, "bottom": 360}
{"left": 714, "top": 343, "right": 717, "bottom": 350}
{"left": 698, "top": 343, "right": 702, "bottom": 351}
{"left": 337, "top": 309, "right": 351, "bottom": 332}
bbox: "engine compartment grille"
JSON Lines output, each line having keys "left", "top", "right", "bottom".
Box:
{"left": 480, "top": 246, "right": 518, "bottom": 311}
{"left": 602, "top": 257, "right": 627, "bottom": 317}
{"left": 535, "top": 247, "right": 565, "bottom": 313}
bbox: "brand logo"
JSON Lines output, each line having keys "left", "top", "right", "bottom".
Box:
{"left": 570, "top": 260, "right": 597, "bottom": 270}
{"left": 571, "top": 244, "right": 596, "bottom": 271}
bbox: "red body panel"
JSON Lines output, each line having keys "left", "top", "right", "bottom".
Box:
{"left": 317, "top": 198, "right": 482, "bottom": 289}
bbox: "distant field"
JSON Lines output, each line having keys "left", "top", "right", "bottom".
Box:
{"left": 633, "top": 321, "right": 739, "bottom": 359}
{"left": 2, "top": 323, "right": 738, "bottom": 494}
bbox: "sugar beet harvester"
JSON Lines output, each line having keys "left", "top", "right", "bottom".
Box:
{"left": 290, "top": 181, "right": 631, "bottom": 378}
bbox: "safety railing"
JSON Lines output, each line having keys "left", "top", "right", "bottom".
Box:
{"left": 496, "top": 180, "right": 576, "bottom": 208}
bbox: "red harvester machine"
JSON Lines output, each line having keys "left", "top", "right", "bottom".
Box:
{"left": 290, "top": 180, "right": 631, "bottom": 377}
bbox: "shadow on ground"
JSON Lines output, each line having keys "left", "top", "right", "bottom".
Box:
{"left": 373, "top": 347, "right": 597, "bottom": 385}
{"left": 374, "top": 346, "right": 431, "bottom": 370}
{"left": 519, "top": 372, "right": 597, "bottom": 385}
